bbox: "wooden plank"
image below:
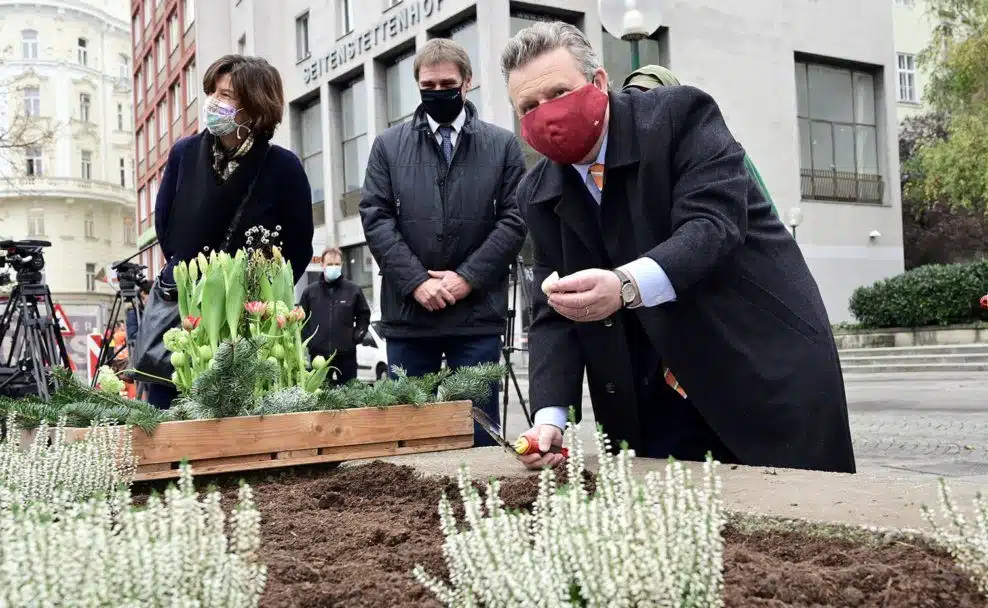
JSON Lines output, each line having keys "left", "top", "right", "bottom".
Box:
{"left": 135, "top": 462, "right": 173, "bottom": 474}
{"left": 132, "top": 433, "right": 471, "bottom": 481}
{"left": 276, "top": 449, "right": 319, "bottom": 459}
{"left": 131, "top": 401, "right": 472, "bottom": 465}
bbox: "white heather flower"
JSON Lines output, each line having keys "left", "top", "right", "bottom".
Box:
{"left": 923, "top": 479, "right": 988, "bottom": 597}
{"left": 414, "top": 423, "right": 727, "bottom": 607}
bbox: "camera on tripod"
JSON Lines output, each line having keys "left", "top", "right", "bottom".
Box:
{"left": 111, "top": 259, "right": 151, "bottom": 295}
{"left": 0, "top": 239, "right": 50, "bottom": 285}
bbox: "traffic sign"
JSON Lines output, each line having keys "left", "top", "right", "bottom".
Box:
{"left": 53, "top": 304, "right": 74, "bottom": 337}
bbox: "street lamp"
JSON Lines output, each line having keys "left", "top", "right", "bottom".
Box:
{"left": 787, "top": 206, "right": 804, "bottom": 242}
{"left": 599, "top": 0, "right": 664, "bottom": 71}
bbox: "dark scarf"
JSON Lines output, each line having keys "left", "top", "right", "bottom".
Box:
{"left": 164, "top": 131, "right": 269, "bottom": 264}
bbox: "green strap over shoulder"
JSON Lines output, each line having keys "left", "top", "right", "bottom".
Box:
{"left": 622, "top": 65, "right": 779, "bottom": 217}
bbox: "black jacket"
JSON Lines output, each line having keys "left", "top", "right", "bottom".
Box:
{"left": 299, "top": 276, "right": 371, "bottom": 355}
{"left": 520, "top": 87, "right": 855, "bottom": 474}
{"left": 156, "top": 131, "right": 314, "bottom": 285}
{"left": 359, "top": 101, "right": 527, "bottom": 339}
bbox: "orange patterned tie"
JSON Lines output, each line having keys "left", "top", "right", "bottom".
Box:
{"left": 589, "top": 163, "right": 605, "bottom": 191}
{"left": 664, "top": 369, "right": 688, "bottom": 399}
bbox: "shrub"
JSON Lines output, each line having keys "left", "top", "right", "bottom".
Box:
{"left": 0, "top": 464, "right": 266, "bottom": 607}
{"left": 923, "top": 479, "right": 988, "bottom": 599}
{"left": 848, "top": 259, "right": 988, "bottom": 328}
{"left": 413, "top": 425, "right": 726, "bottom": 607}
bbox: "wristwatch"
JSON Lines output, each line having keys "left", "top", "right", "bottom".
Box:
{"left": 613, "top": 269, "right": 642, "bottom": 309}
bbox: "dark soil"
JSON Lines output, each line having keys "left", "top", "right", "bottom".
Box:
{"left": 145, "top": 462, "right": 984, "bottom": 608}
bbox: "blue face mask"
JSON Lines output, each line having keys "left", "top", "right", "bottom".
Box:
{"left": 324, "top": 266, "right": 342, "bottom": 281}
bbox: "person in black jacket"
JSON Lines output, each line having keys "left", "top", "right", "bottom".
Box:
{"left": 147, "top": 55, "right": 314, "bottom": 408}
{"left": 300, "top": 247, "right": 371, "bottom": 386}
{"left": 359, "top": 39, "right": 527, "bottom": 447}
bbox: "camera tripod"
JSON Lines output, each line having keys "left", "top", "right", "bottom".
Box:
{"left": 90, "top": 280, "right": 145, "bottom": 390}
{"left": 500, "top": 256, "right": 533, "bottom": 439}
{"left": 0, "top": 281, "right": 72, "bottom": 400}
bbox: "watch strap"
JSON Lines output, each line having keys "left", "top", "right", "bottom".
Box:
{"left": 613, "top": 268, "right": 643, "bottom": 308}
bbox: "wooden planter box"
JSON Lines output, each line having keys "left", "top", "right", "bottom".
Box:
{"left": 66, "top": 401, "right": 474, "bottom": 482}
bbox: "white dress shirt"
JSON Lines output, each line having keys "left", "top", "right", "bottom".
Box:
{"left": 426, "top": 108, "right": 467, "bottom": 147}
{"left": 532, "top": 130, "right": 679, "bottom": 432}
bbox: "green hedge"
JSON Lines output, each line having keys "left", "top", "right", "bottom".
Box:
{"left": 848, "top": 259, "right": 988, "bottom": 328}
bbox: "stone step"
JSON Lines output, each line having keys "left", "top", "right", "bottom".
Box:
{"left": 838, "top": 344, "right": 988, "bottom": 358}
{"left": 842, "top": 362, "right": 988, "bottom": 374}
{"left": 839, "top": 353, "right": 988, "bottom": 366}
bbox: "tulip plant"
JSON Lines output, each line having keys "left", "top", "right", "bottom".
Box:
{"left": 163, "top": 244, "right": 331, "bottom": 395}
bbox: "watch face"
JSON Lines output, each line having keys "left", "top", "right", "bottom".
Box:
{"left": 621, "top": 282, "right": 636, "bottom": 303}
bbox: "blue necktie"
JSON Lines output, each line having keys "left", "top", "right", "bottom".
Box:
{"left": 438, "top": 125, "right": 454, "bottom": 163}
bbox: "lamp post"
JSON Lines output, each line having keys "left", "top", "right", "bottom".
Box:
{"left": 599, "top": 0, "right": 663, "bottom": 71}
{"left": 787, "top": 207, "right": 804, "bottom": 242}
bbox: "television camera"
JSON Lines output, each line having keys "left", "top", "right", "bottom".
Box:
{"left": 0, "top": 239, "right": 49, "bottom": 285}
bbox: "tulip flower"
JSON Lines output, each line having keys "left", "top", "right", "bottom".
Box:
{"left": 244, "top": 301, "right": 267, "bottom": 317}
{"left": 182, "top": 316, "right": 201, "bottom": 332}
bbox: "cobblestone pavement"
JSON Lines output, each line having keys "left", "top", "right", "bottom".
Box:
{"left": 500, "top": 371, "right": 988, "bottom": 481}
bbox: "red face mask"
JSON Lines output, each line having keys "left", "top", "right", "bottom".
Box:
{"left": 520, "top": 83, "right": 609, "bottom": 165}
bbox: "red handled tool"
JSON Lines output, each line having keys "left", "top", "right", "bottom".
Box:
{"left": 471, "top": 407, "right": 568, "bottom": 458}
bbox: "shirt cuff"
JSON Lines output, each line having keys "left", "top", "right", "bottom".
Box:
{"left": 619, "top": 257, "right": 678, "bottom": 306}
{"left": 533, "top": 406, "right": 569, "bottom": 430}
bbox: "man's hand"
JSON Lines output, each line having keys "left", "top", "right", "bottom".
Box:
{"left": 413, "top": 278, "right": 457, "bottom": 311}
{"left": 428, "top": 270, "right": 473, "bottom": 301}
{"left": 546, "top": 268, "right": 622, "bottom": 322}
{"left": 518, "top": 424, "right": 566, "bottom": 470}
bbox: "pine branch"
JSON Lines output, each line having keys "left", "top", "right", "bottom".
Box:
{"left": 178, "top": 339, "right": 276, "bottom": 419}
{"left": 436, "top": 363, "right": 505, "bottom": 404}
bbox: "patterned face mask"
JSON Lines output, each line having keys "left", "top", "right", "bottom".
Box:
{"left": 204, "top": 96, "right": 247, "bottom": 137}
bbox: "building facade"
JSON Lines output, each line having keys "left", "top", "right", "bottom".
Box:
{"left": 130, "top": 0, "right": 198, "bottom": 277}
{"left": 892, "top": 0, "right": 934, "bottom": 121}
{"left": 0, "top": 0, "right": 136, "bottom": 309}
{"left": 192, "top": 0, "right": 904, "bottom": 323}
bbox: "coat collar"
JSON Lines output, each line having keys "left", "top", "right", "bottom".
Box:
{"left": 413, "top": 99, "right": 480, "bottom": 135}
{"left": 528, "top": 90, "right": 641, "bottom": 207}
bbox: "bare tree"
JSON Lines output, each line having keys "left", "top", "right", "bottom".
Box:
{"left": 0, "top": 81, "right": 61, "bottom": 187}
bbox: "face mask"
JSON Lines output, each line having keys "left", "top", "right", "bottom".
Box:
{"left": 204, "top": 96, "right": 245, "bottom": 137}
{"left": 520, "top": 83, "right": 609, "bottom": 165}
{"left": 420, "top": 87, "right": 465, "bottom": 124}
{"left": 323, "top": 266, "right": 342, "bottom": 281}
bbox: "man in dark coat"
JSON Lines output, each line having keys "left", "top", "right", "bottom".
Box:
{"left": 359, "top": 39, "right": 527, "bottom": 446}
{"left": 500, "top": 22, "right": 855, "bottom": 473}
{"left": 300, "top": 247, "right": 372, "bottom": 386}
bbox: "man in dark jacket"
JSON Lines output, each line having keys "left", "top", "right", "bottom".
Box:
{"left": 502, "top": 22, "right": 855, "bottom": 473}
{"left": 300, "top": 247, "right": 371, "bottom": 386}
{"left": 359, "top": 38, "right": 527, "bottom": 447}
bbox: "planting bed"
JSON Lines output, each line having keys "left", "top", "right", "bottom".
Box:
{"left": 157, "top": 462, "right": 984, "bottom": 608}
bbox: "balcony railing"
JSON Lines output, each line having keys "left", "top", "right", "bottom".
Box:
{"left": 0, "top": 176, "right": 135, "bottom": 207}
{"left": 800, "top": 169, "right": 884, "bottom": 203}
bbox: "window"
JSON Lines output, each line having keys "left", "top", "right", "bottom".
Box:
{"left": 158, "top": 100, "right": 168, "bottom": 138}
{"left": 157, "top": 35, "right": 165, "bottom": 71}
{"left": 130, "top": 158, "right": 135, "bottom": 187}
{"left": 23, "top": 87, "right": 40, "bottom": 117}
{"left": 22, "top": 30, "right": 38, "bottom": 59}
{"left": 148, "top": 112, "right": 156, "bottom": 149}
{"left": 144, "top": 0, "right": 151, "bottom": 26}
{"left": 119, "top": 54, "right": 130, "bottom": 81}
{"left": 449, "top": 21, "right": 482, "bottom": 116}
{"left": 340, "top": 78, "right": 369, "bottom": 216}
{"left": 136, "top": 70, "right": 144, "bottom": 102}
{"left": 79, "top": 93, "right": 91, "bottom": 122}
{"left": 172, "top": 82, "right": 182, "bottom": 123}
{"left": 897, "top": 53, "right": 918, "bottom": 103}
{"left": 136, "top": 128, "right": 145, "bottom": 160}
{"left": 86, "top": 263, "right": 97, "bottom": 292}
{"left": 237, "top": 34, "right": 246, "bottom": 55}
{"left": 795, "top": 60, "right": 883, "bottom": 203}
{"left": 169, "top": 13, "right": 180, "bottom": 49}
{"left": 77, "top": 38, "right": 88, "bottom": 66}
{"left": 138, "top": 188, "right": 147, "bottom": 227}
{"left": 341, "top": 244, "right": 374, "bottom": 303}
{"left": 81, "top": 150, "right": 92, "bottom": 180}
{"left": 124, "top": 216, "right": 136, "bottom": 245}
{"left": 299, "top": 100, "right": 324, "bottom": 224}
{"left": 296, "top": 12, "right": 310, "bottom": 61}
{"left": 144, "top": 56, "right": 152, "bottom": 90}
{"left": 27, "top": 210, "right": 45, "bottom": 237}
{"left": 117, "top": 103, "right": 124, "bottom": 130}
{"left": 150, "top": 177, "right": 159, "bottom": 210}
{"left": 386, "top": 51, "right": 418, "bottom": 125}
{"left": 25, "top": 147, "right": 42, "bottom": 176}
{"left": 133, "top": 16, "right": 141, "bottom": 45}
{"left": 339, "top": 0, "right": 354, "bottom": 37}
{"left": 184, "top": 0, "right": 195, "bottom": 31}
{"left": 84, "top": 211, "right": 95, "bottom": 238}
{"left": 184, "top": 62, "right": 197, "bottom": 105}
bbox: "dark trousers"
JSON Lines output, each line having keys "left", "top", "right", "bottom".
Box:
{"left": 638, "top": 375, "right": 738, "bottom": 464}
{"left": 146, "top": 382, "right": 178, "bottom": 410}
{"left": 325, "top": 351, "right": 358, "bottom": 386}
{"left": 386, "top": 335, "right": 502, "bottom": 447}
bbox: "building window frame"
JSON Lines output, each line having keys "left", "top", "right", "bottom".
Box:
{"left": 124, "top": 215, "right": 136, "bottom": 246}
{"left": 158, "top": 100, "right": 168, "bottom": 139}
{"left": 79, "top": 93, "right": 91, "bottom": 122}
{"left": 169, "top": 13, "right": 180, "bottom": 50}
{"left": 296, "top": 11, "right": 310, "bottom": 61}
{"left": 385, "top": 49, "right": 418, "bottom": 126}
{"left": 27, "top": 209, "right": 45, "bottom": 237}
{"left": 341, "top": 243, "right": 374, "bottom": 304}
{"left": 184, "top": 0, "right": 195, "bottom": 32}
{"left": 77, "top": 38, "right": 88, "bottom": 66}
{"left": 338, "top": 0, "right": 354, "bottom": 38}
{"left": 119, "top": 157, "right": 127, "bottom": 187}
{"left": 81, "top": 150, "right": 93, "bottom": 180}
{"left": 795, "top": 59, "right": 884, "bottom": 204}
{"left": 184, "top": 62, "right": 198, "bottom": 106}
{"left": 84, "top": 210, "right": 96, "bottom": 239}
{"left": 897, "top": 53, "right": 918, "bottom": 103}
{"left": 85, "top": 263, "right": 97, "bottom": 292}
{"left": 21, "top": 29, "right": 38, "bottom": 59}
{"left": 23, "top": 86, "right": 40, "bottom": 117}
{"left": 339, "top": 77, "right": 369, "bottom": 217}
{"left": 25, "top": 146, "right": 43, "bottom": 177}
